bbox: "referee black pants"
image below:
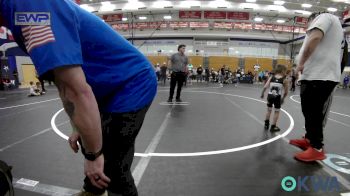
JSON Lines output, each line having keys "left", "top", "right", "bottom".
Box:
{"left": 300, "top": 81, "right": 337, "bottom": 149}
{"left": 84, "top": 104, "right": 150, "bottom": 196}
{"left": 169, "top": 72, "right": 186, "bottom": 100}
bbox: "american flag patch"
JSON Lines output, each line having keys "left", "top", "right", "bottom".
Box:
{"left": 22, "top": 25, "right": 55, "bottom": 53}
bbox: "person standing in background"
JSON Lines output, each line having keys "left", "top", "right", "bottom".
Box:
{"left": 160, "top": 62, "right": 168, "bottom": 85}
{"left": 290, "top": 12, "right": 343, "bottom": 162}
{"left": 168, "top": 45, "right": 188, "bottom": 102}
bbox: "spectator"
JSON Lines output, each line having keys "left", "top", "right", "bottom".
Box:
{"left": 290, "top": 12, "right": 343, "bottom": 162}
{"left": 168, "top": 44, "right": 188, "bottom": 102}
{"left": 344, "top": 74, "right": 349, "bottom": 89}
{"left": 196, "top": 65, "right": 203, "bottom": 83}
{"left": 28, "top": 81, "right": 40, "bottom": 96}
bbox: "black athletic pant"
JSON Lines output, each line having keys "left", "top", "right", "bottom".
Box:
{"left": 84, "top": 104, "right": 150, "bottom": 196}
{"left": 39, "top": 78, "right": 46, "bottom": 92}
{"left": 291, "top": 76, "right": 296, "bottom": 91}
{"left": 300, "top": 81, "right": 337, "bottom": 149}
{"left": 169, "top": 72, "right": 186, "bottom": 100}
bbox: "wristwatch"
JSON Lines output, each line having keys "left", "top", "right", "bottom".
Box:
{"left": 81, "top": 146, "right": 103, "bottom": 161}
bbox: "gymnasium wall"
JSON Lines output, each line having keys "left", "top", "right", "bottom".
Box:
{"left": 148, "top": 55, "right": 290, "bottom": 73}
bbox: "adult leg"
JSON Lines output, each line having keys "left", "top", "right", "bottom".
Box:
{"left": 168, "top": 73, "right": 177, "bottom": 101}
{"left": 265, "top": 96, "right": 273, "bottom": 129}
{"left": 39, "top": 78, "right": 46, "bottom": 92}
{"left": 300, "top": 81, "right": 337, "bottom": 149}
{"left": 83, "top": 105, "right": 150, "bottom": 196}
{"left": 176, "top": 73, "right": 185, "bottom": 100}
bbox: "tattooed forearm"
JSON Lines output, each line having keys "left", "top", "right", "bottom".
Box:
{"left": 63, "top": 99, "right": 75, "bottom": 119}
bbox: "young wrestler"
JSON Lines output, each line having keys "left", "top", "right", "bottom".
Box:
{"left": 261, "top": 64, "right": 289, "bottom": 132}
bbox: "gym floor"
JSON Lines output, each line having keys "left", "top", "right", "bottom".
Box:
{"left": 1, "top": 83, "right": 350, "bottom": 196}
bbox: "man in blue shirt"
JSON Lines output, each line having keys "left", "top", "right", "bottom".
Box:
{"left": 0, "top": 0, "right": 157, "bottom": 195}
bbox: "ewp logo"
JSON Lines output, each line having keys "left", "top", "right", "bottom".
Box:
{"left": 281, "top": 176, "right": 340, "bottom": 192}
{"left": 15, "top": 12, "right": 51, "bottom": 26}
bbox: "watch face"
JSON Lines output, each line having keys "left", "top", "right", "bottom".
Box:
{"left": 86, "top": 153, "right": 96, "bottom": 161}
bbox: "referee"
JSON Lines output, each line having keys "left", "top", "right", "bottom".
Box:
{"left": 168, "top": 44, "right": 188, "bottom": 102}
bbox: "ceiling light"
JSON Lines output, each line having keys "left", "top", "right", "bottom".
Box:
{"left": 100, "top": 1, "right": 115, "bottom": 11}
{"left": 266, "top": 5, "right": 286, "bottom": 12}
{"left": 246, "top": 0, "right": 256, "bottom": 2}
{"left": 163, "top": 15, "right": 172, "bottom": 20}
{"left": 209, "top": 0, "right": 231, "bottom": 8}
{"left": 327, "top": 7, "right": 338, "bottom": 12}
{"left": 295, "top": 10, "right": 312, "bottom": 15}
{"left": 139, "top": 16, "right": 147, "bottom": 20}
{"left": 80, "top": 4, "right": 95, "bottom": 12}
{"left": 301, "top": 4, "right": 312, "bottom": 8}
{"left": 254, "top": 17, "right": 263, "bottom": 22}
{"left": 277, "top": 19, "right": 285, "bottom": 23}
{"left": 152, "top": 1, "right": 172, "bottom": 9}
{"left": 123, "top": 1, "right": 145, "bottom": 10}
{"left": 179, "top": 0, "right": 201, "bottom": 8}
{"left": 122, "top": 17, "right": 128, "bottom": 21}
{"left": 101, "top": 1, "right": 111, "bottom": 6}
{"left": 240, "top": 3, "right": 259, "bottom": 9}
{"left": 274, "top": 1, "right": 285, "bottom": 5}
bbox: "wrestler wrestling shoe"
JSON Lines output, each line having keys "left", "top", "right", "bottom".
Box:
{"left": 294, "top": 147, "right": 326, "bottom": 162}
{"left": 289, "top": 137, "right": 311, "bottom": 150}
{"left": 270, "top": 125, "right": 280, "bottom": 132}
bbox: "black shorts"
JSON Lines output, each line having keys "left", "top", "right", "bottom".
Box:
{"left": 267, "top": 94, "right": 281, "bottom": 109}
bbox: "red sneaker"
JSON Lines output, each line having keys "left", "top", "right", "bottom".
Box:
{"left": 289, "top": 138, "right": 311, "bottom": 150}
{"left": 294, "top": 147, "right": 326, "bottom": 162}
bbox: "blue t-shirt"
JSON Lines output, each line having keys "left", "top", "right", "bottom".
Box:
{"left": 0, "top": 0, "right": 157, "bottom": 113}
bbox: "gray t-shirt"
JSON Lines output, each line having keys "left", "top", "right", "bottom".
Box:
{"left": 170, "top": 53, "right": 188, "bottom": 72}
{"left": 298, "top": 13, "right": 343, "bottom": 82}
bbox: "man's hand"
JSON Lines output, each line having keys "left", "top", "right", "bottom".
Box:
{"left": 296, "top": 64, "right": 304, "bottom": 74}
{"left": 68, "top": 132, "right": 80, "bottom": 153}
{"left": 260, "top": 94, "right": 264, "bottom": 99}
{"left": 84, "top": 155, "right": 110, "bottom": 189}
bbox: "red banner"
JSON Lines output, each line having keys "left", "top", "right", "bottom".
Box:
{"left": 295, "top": 16, "right": 308, "bottom": 25}
{"left": 204, "top": 11, "right": 226, "bottom": 19}
{"left": 169, "top": 22, "right": 189, "bottom": 28}
{"left": 189, "top": 22, "right": 209, "bottom": 28}
{"left": 254, "top": 23, "right": 264, "bottom": 30}
{"left": 343, "top": 10, "right": 350, "bottom": 20}
{"left": 112, "top": 24, "right": 129, "bottom": 30}
{"left": 214, "top": 22, "right": 232, "bottom": 29}
{"left": 282, "top": 26, "right": 292, "bottom": 33}
{"left": 108, "top": 21, "right": 308, "bottom": 34}
{"left": 274, "top": 25, "right": 283, "bottom": 32}
{"left": 75, "top": 0, "right": 81, "bottom": 5}
{"left": 102, "top": 14, "right": 123, "bottom": 22}
{"left": 134, "top": 22, "right": 148, "bottom": 29}
{"left": 178, "top": 22, "right": 189, "bottom": 28}
{"left": 299, "top": 27, "right": 306, "bottom": 34}
{"left": 149, "top": 22, "right": 167, "bottom": 29}
{"left": 241, "top": 23, "right": 252, "bottom": 30}
{"left": 266, "top": 24, "right": 274, "bottom": 31}
{"left": 233, "top": 22, "right": 243, "bottom": 29}
{"left": 227, "top": 12, "right": 249, "bottom": 20}
{"left": 179, "top": 11, "right": 202, "bottom": 19}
